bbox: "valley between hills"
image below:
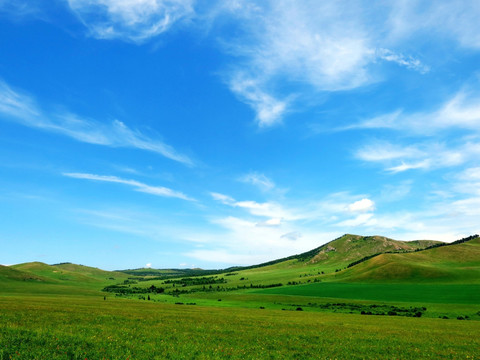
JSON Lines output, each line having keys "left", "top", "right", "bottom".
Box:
{"left": 1, "top": 234, "right": 480, "bottom": 359}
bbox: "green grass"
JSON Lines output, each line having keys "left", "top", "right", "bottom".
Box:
{"left": 1, "top": 235, "right": 479, "bottom": 358}
{"left": 255, "top": 282, "right": 480, "bottom": 304}
{"left": 1, "top": 295, "right": 479, "bottom": 359}
{"left": 337, "top": 237, "right": 480, "bottom": 283}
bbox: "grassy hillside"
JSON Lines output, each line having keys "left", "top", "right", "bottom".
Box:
{"left": 96, "top": 235, "right": 468, "bottom": 311}
{"left": 3, "top": 262, "right": 130, "bottom": 296}
{"left": 336, "top": 236, "right": 480, "bottom": 283}
{"left": 1, "top": 234, "right": 479, "bottom": 359}
{"left": 1, "top": 234, "right": 477, "bottom": 313}
{"left": 118, "top": 234, "right": 442, "bottom": 279}
{"left": 0, "top": 264, "right": 46, "bottom": 282}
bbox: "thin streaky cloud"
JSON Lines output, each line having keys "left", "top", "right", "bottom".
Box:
{"left": 63, "top": 172, "right": 195, "bottom": 201}
{"left": 239, "top": 172, "right": 275, "bottom": 191}
{"left": 348, "top": 87, "right": 480, "bottom": 134}
{"left": 376, "top": 48, "right": 429, "bottom": 74}
{"left": 0, "top": 80, "right": 193, "bottom": 165}
{"left": 356, "top": 141, "right": 479, "bottom": 173}
{"left": 67, "top": 0, "right": 195, "bottom": 43}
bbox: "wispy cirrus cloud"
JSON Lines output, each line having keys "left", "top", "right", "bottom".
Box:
{"left": 63, "top": 172, "right": 194, "bottom": 201}
{"left": 217, "top": 1, "right": 432, "bottom": 127}
{"left": 220, "top": 1, "right": 374, "bottom": 126}
{"left": 61, "top": 1, "right": 433, "bottom": 128}
{"left": 0, "top": 0, "right": 44, "bottom": 19}
{"left": 67, "top": 0, "right": 195, "bottom": 43}
{"left": 183, "top": 215, "right": 339, "bottom": 265}
{"left": 210, "top": 192, "right": 296, "bottom": 222}
{"left": 376, "top": 48, "right": 429, "bottom": 74}
{"left": 239, "top": 172, "right": 275, "bottom": 191}
{"left": 356, "top": 140, "right": 479, "bottom": 173}
{"left": 388, "top": 0, "right": 480, "bottom": 50}
{"left": 0, "top": 80, "right": 193, "bottom": 165}
{"left": 350, "top": 87, "right": 480, "bottom": 134}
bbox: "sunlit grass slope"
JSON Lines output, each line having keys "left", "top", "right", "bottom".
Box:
{"left": 336, "top": 236, "right": 480, "bottom": 283}
{"left": 3, "top": 262, "right": 129, "bottom": 296}
{"left": 173, "top": 234, "right": 443, "bottom": 289}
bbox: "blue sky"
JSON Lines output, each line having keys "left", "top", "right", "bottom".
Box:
{"left": 1, "top": 1, "right": 480, "bottom": 270}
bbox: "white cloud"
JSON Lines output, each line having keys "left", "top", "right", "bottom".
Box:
{"left": 184, "top": 215, "right": 338, "bottom": 265}
{"left": 336, "top": 213, "right": 375, "bottom": 227}
{"left": 210, "top": 192, "right": 296, "bottom": 220}
{"left": 458, "top": 167, "right": 480, "bottom": 181}
{"left": 388, "top": 1, "right": 480, "bottom": 50}
{"left": 228, "top": 73, "right": 289, "bottom": 127}
{"left": 380, "top": 182, "right": 412, "bottom": 202}
{"left": 68, "top": 0, "right": 195, "bottom": 43}
{"left": 0, "top": 0, "right": 44, "bottom": 19}
{"left": 233, "top": 200, "right": 295, "bottom": 220}
{"left": 210, "top": 192, "right": 235, "bottom": 205}
{"left": 239, "top": 172, "right": 275, "bottom": 191}
{"left": 220, "top": 1, "right": 375, "bottom": 126}
{"left": 352, "top": 87, "right": 480, "bottom": 135}
{"left": 145, "top": 262, "right": 152, "bottom": 268}
{"left": 356, "top": 142, "right": 423, "bottom": 162}
{"left": 0, "top": 80, "right": 193, "bottom": 165}
{"left": 256, "top": 218, "right": 282, "bottom": 227}
{"left": 184, "top": 249, "right": 269, "bottom": 266}
{"left": 63, "top": 172, "right": 194, "bottom": 201}
{"left": 356, "top": 140, "right": 479, "bottom": 173}
{"left": 376, "top": 48, "right": 429, "bottom": 73}
{"left": 387, "top": 161, "right": 430, "bottom": 173}
{"left": 347, "top": 198, "right": 375, "bottom": 213}
{"left": 280, "top": 231, "right": 302, "bottom": 241}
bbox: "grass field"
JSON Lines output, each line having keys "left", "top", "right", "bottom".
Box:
{"left": 256, "top": 282, "right": 480, "bottom": 304}
{"left": 1, "top": 235, "right": 479, "bottom": 358}
{"left": 1, "top": 295, "right": 479, "bottom": 360}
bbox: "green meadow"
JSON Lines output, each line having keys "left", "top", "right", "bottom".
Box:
{"left": 1, "top": 295, "right": 479, "bottom": 360}
{"left": 1, "top": 235, "right": 479, "bottom": 358}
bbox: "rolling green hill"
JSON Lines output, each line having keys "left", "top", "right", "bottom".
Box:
{"left": 0, "top": 264, "right": 46, "bottom": 282}
{"left": 1, "top": 234, "right": 477, "bottom": 303}
{"left": 2, "top": 262, "right": 129, "bottom": 296}
{"left": 1, "top": 234, "right": 479, "bottom": 360}
{"left": 118, "top": 234, "right": 442, "bottom": 279}
{"left": 336, "top": 235, "right": 480, "bottom": 283}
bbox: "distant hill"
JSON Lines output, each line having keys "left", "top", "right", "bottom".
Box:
{"left": 305, "top": 234, "right": 440, "bottom": 265}
{"left": 119, "top": 268, "right": 218, "bottom": 278}
{"left": 210, "top": 234, "right": 443, "bottom": 273}
{"left": 1, "top": 262, "right": 130, "bottom": 296}
{"left": 117, "top": 234, "right": 444, "bottom": 278}
{"left": 336, "top": 235, "right": 480, "bottom": 283}
{"left": 0, "top": 264, "right": 46, "bottom": 282}
{"left": 3, "top": 234, "right": 477, "bottom": 297}
{"left": 11, "top": 261, "right": 127, "bottom": 283}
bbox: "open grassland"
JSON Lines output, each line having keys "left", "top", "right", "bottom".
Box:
{"left": 1, "top": 295, "right": 479, "bottom": 360}
{"left": 1, "top": 236, "right": 479, "bottom": 358}
{"left": 256, "top": 283, "right": 480, "bottom": 304}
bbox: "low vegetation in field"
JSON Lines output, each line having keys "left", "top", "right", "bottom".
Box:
{"left": 1, "top": 296, "right": 479, "bottom": 360}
